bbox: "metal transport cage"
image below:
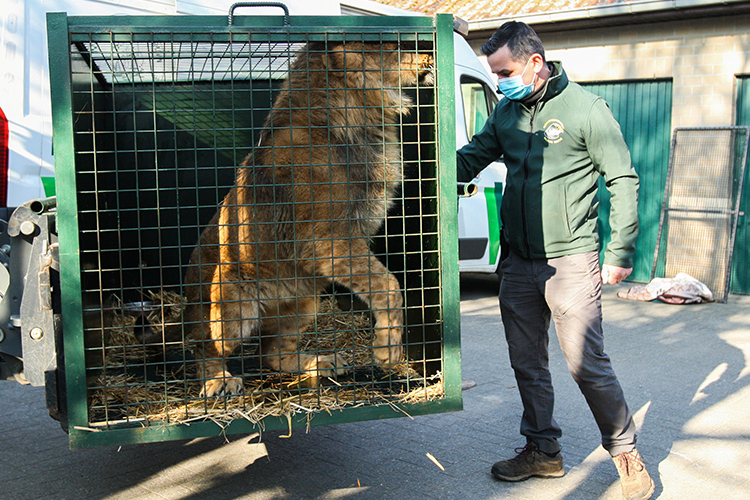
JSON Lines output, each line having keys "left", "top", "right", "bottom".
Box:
{"left": 45, "top": 10, "right": 460, "bottom": 448}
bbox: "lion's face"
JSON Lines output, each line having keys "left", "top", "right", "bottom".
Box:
{"left": 326, "top": 42, "right": 434, "bottom": 88}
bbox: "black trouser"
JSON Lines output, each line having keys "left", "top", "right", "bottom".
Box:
{"left": 499, "top": 250, "right": 637, "bottom": 457}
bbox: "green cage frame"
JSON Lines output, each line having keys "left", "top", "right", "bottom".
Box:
{"left": 47, "top": 11, "right": 460, "bottom": 449}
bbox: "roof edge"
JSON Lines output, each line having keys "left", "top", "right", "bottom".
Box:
{"left": 468, "top": 0, "right": 750, "bottom": 32}
{"left": 340, "top": 0, "right": 422, "bottom": 16}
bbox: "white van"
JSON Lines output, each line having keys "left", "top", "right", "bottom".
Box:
{"left": 453, "top": 34, "right": 507, "bottom": 274}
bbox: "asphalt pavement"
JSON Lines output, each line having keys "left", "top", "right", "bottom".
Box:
{"left": 2, "top": 274, "right": 749, "bottom": 499}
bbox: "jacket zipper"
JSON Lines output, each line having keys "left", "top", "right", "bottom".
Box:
{"left": 521, "top": 103, "right": 538, "bottom": 257}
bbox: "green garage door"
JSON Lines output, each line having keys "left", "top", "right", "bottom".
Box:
{"left": 733, "top": 75, "right": 750, "bottom": 294}
{"left": 581, "top": 79, "right": 672, "bottom": 282}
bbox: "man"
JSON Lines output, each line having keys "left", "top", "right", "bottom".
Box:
{"left": 456, "top": 22, "right": 654, "bottom": 500}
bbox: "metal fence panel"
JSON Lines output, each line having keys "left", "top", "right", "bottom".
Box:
{"left": 652, "top": 127, "right": 750, "bottom": 302}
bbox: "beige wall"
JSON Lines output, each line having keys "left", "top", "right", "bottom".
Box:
{"left": 471, "top": 14, "right": 750, "bottom": 129}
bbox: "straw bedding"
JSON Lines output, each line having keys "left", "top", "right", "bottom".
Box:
{"left": 87, "top": 292, "right": 444, "bottom": 428}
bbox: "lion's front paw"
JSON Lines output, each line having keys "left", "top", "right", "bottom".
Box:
{"left": 373, "top": 341, "right": 404, "bottom": 371}
{"left": 199, "top": 374, "right": 244, "bottom": 397}
{"left": 301, "top": 355, "right": 349, "bottom": 384}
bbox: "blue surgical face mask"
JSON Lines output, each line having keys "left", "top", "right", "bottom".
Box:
{"left": 496, "top": 57, "right": 537, "bottom": 100}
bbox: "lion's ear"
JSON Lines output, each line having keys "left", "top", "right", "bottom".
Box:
{"left": 299, "top": 41, "right": 328, "bottom": 69}
{"left": 328, "top": 43, "right": 364, "bottom": 71}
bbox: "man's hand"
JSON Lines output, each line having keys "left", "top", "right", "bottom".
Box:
{"left": 601, "top": 264, "right": 632, "bottom": 285}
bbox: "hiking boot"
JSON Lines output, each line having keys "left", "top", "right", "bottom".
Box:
{"left": 612, "top": 448, "right": 655, "bottom": 500}
{"left": 491, "top": 443, "right": 565, "bottom": 482}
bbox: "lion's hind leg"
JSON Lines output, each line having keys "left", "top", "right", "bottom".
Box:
{"left": 316, "top": 240, "right": 405, "bottom": 372}
{"left": 259, "top": 291, "right": 348, "bottom": 385}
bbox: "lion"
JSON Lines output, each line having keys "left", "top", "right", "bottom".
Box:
{"left": 183, "top": 40, "right": 434, "bottom": 397}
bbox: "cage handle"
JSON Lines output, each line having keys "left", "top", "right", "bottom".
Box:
{"left": 228, "top": 2, "right": 291, "bottom": 26}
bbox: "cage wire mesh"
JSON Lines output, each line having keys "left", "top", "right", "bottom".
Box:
{"left": 67, "top": 25, "right": 445, "bottom": 430}
{"left": 652, "top": 126, "right": 750, "bottom": 303}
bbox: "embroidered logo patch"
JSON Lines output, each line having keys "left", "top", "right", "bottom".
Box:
{"left": 543, "top": 119, "right": 565, "bottom": 144}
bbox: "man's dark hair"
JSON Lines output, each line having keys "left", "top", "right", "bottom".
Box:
{"left": 481, "top": 21, "right": 545, "bottom": 63}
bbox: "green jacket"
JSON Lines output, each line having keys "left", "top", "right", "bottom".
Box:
{"left": 456, "top": 61, "right": 639, "bottom": 268}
